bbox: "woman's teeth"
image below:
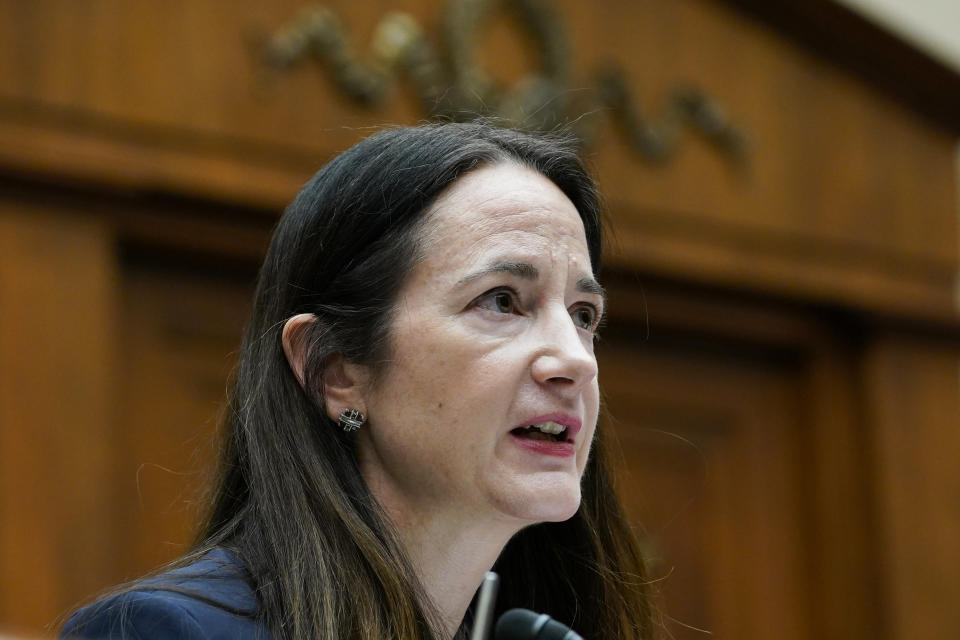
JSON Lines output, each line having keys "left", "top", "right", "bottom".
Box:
{"left": 532, "top": 421, "right": 565, "bottom": 435}
{"left": 512, "top": 421, "right": 568, "bottom": 442}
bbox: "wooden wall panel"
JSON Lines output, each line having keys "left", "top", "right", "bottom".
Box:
{"left": 115, "top": 266, "right": 251, "bottom": 577}
{"left": 603, "top": 282, "right": 882, "bottom": 640}
{"left": 0, "top": 203, "right": 118, "bottom": 633}
{"left": 865, "top": 334, "right": 960, "bottom": 640}
{"left": 801, "top": 336, "right": 883, "bottom": 640}
{"left": 600, "top": 336, "right": 811, "bottom": 640}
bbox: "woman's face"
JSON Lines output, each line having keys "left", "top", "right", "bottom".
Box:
{"left": 354, "top": 162, "right": 603, "bottom": 528}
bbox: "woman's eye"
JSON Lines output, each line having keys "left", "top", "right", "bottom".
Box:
{"left": 493, "top": 292, "right": 514, "bottom": 313}
{"left": 571, "top": 305, "right": 598, "bottom": 330}
{"left": 475, "top": 289, "right": 520, "bottom": 315}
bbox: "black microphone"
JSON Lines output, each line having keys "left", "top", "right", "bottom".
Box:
{"left": 494, "top": 609, "right": 584, "bottom": 640}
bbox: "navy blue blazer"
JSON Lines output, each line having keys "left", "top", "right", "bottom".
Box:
{"left": 60, "top": 549, "right": 269, "bottom": 639}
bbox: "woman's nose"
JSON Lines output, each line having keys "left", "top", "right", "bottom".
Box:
{"left": 530, "top": 309, "right": 599, "bottom": 392}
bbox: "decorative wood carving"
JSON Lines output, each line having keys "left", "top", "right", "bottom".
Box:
{"left": 263, "top": 1, "right": 748, "bottom": 165}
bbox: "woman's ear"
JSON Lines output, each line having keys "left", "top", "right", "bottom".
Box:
{"left": 320, "top": 353, "right": 370, "bottom": 424}
{"left": 281, "top": 313, "right": 316, "bottom": 388}
{"left": 281, "top": 313, "right": 369, "bottom": 421}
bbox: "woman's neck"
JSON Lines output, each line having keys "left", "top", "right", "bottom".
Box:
{"left": 401, "top": 511, "right": 518, "bottom": 638}
{"left": 372, "top": 486, "right": 523, "bottom": 639}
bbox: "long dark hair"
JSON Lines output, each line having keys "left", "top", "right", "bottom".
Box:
{"left": 194, "top": 122, "right": 653, "bottom": 639}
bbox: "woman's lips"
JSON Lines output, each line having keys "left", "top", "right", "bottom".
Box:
{"left": 509, "top": 432, "right": 576, "bottom": 457}
{"left": 514, "top": 413, "right": 582, "bottom": 441}
{"left": 509, "top": 413, "right": 581, "bottom": 457}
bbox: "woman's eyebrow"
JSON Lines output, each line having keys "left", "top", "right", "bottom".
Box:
{"left": 455, "top": 262, "right": 605, "bottom": 300}
{"left": 577, "top": 275, "right": 606, "bottom": 303}
{"left": 455, "top": 261, "right": 539, "bottom": 287}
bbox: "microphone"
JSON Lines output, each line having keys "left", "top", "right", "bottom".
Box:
{"left": 494, "top": 609, "right": 584, "bottom": 640}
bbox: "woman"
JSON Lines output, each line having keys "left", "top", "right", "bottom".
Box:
{"left": 62, "top": 123, "right": 653, "bottom": 639}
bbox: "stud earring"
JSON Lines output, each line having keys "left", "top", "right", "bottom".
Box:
{"left": 338, "top": 408, "right": 365, "bottom": 433}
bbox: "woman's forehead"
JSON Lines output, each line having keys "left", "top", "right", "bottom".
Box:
{"left": 421, "top": 163, "right": 589, "bottom": 260}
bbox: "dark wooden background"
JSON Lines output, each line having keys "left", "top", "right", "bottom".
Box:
{"left": 0, "top": 1, "right": 957, "bottom": 639}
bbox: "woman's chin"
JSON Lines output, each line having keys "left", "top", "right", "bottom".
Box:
{"left": 491, "top": 480, "right": 582, "bottom": 524}
{"left": 535, "top": 497, "right": 581, "bottom": 523}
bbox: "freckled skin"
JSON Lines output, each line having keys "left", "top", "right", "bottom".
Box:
{"left": 354, "top": 163, "right": 602, "bottom": 533}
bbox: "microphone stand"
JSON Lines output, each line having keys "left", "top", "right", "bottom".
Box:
{"left": 470, "top": 572, "right": 500, "bottom": 640}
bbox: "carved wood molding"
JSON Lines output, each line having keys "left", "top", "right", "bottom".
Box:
{"left": 262, "top": 1, "right": 749, "bottom": 166}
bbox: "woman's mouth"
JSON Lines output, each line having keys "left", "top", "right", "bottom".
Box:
{"left": 509, "top": 420, "right": 577, "bottom": 457}
{"left": 510, "top": 421, "right": 571, "bottom": 443}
